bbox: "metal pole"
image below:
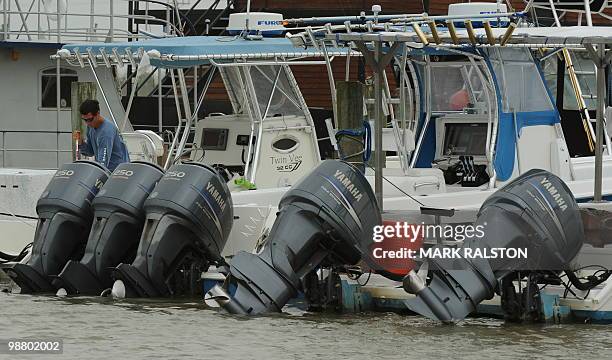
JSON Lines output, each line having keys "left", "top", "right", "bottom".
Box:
{"left": 121, "top": 73, "right": 139, "bottom": 132}
{"left": 245, "top": 66, "right": 266, "bottom": 183}
{"left": 411, "top": 56, "right": 432, "bottom": 168}
{"left": 2, "top": 0, "right": 6, "bottom": 40}
{"left": 90, "top": 0, "right": 94, "bottom": 36}
{"left": 321, "top": 42, "right": 338, "bottom": 122}
{"left": 345, "top": 53, "right": 351, "bottom": 82}
{"left": 250, "top": 67, "right": 283, "bottom": 180}
{"left": 110, "top": 0, "right": 114, "bottom": 42}
{"left": 56, "top": 0, "right": 60, "bottom": 43}
{"left": 548, "top": 0, "right": 562, "bottom": 27}
{"left": 584, "top": 0, "right": 593, "bottom": 27}
{"left": 37, "top": 0, "right": 41, "bottom": 40}
{"left": 594, "top": 45, "right": 605, "bottom": 202}
{"left": 246, "top": 0, "right": 251, "bottom": 33}
{"left": 88, "top": 59, "right": 119, "bottom": 127}
{"left": 374, "top": 42, "right": 384, "bottom": 208}
{"left": 56, "top": 58, "right": 61, "bottom": 168}
{"left": 13, "top": 0, "right": 32, "bottom": 41}
{"left": 158, "top": 68, "right": 163, "bottom": 133}
{"left": 164, "top": 69, "right": 183, "bottom": 169}
{"left": 193, "top": 66, "right": 198, "bottom": 113}
{"left": 173, "top": 69, "right": 194, "bottom": 161}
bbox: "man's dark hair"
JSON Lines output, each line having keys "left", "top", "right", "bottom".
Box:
{"left": 79, "top": 99, "right": 100, "bottom": 115}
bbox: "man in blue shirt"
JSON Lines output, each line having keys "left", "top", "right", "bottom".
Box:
{"left": 79, "top": 99, "right": 130, "bottom": 172}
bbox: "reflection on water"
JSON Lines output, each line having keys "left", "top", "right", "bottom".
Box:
{"left": 1, "top": 290, "right": 612, "bottom": 359}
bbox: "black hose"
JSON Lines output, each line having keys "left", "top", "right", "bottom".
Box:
{"left": 565, "top": 269, "right": 611, "bottom": 291}
{"left": 0, "top": 243, "right": 32, "bottom": 264}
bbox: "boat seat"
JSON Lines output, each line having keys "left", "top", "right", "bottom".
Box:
{"left": 123, "top": 131, "right": 164, "bottom": 164}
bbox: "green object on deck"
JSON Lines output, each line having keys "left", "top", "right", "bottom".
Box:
{"left": 235, "top": 177, "right": 257, "bottom": 190}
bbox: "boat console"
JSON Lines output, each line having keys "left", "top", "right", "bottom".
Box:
{"left": 190, "top": 113, "right": 321, "bottom": 189}
{"left": 433, "top": 114, "right": 490, "bottom": 187}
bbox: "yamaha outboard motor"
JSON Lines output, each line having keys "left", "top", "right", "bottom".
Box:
{"left": 402, "top": 169, "right": 584, "bottom": 323}
{"left": 1, "top": 161, "right": 109, "bottom": 293}
{"left": 53, "top": 162, "right": 164, "bottom": 295}
{"left": 206, "top": 160, "right": 381, "bottom": 315}
{"left": 111, "top": 162, "right": 233, "bottom": 298}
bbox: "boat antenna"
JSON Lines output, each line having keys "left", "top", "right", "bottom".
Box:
{"left": 245, "top": 0, "right": 251, "bottom": 35}
{"left": 241, "top": 0, "right": 262, "bottom": 40}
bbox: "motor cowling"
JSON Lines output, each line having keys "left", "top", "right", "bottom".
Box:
{"left": 207, "top": 160, "right": 381, "bottom": 315}
{"left": 54, "top": 162, "right": 164, "bottom": 295}
{"left": 1, "top": 161, "right": 109, "bottom": 293}
{"left": 403, "top": 169, "right": 585, "bottom": 323}
{"left": 111, "top": 162, "right": 233, "bottom": 298}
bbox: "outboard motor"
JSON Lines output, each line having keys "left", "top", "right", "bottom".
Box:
{"left": 402, "top": 169, "right": 584, "bottom": 323}
{"left": 54, "top": 162, "right": 164, "bottom": 295}
{"left": 1, "top": 161, "right": 109, "bottom": 293}
{"left": 206, "top": 160, "right": 381, "bottom": 315}
{"left": 111, "top": 162, "right": 233, "bottom": 298}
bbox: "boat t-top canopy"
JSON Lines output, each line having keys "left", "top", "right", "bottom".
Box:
{"left": 315, "top": 26, "right": 612, "bottom": 48}
{"left": 53, "top": 35, "right": 353, "bottom": 180}
{"left": 54, "top": 35, "right": 354, "bottom": 68}
{"left": 289, "top": 24, "right": 612, "bottom": 205}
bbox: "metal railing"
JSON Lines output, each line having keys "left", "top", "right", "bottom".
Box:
{"left": 0, "top": 130, "right": 72, "bottom": 168}
{"left": 0, "top": 0, "right": 179, "bottom": 43}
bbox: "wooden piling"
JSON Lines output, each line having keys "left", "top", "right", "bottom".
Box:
{"left": 71, "top": 82, "right": 97, "bottom": 161}
{"left": 336, "top": 81, "right": 365, "bottom": 165}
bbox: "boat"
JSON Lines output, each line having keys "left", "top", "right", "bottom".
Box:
{"left": 4, "top": 1, "right": 612, "bottom": 323}
{"left": 189, "top": 2, "right": 612, "bottom": 322}
{"left": 254, "top": 1, "right": 612, "bottom": 322}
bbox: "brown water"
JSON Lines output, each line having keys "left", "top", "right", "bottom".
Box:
{"left": 1, "top": 289, "right": 612, "bottom": 360}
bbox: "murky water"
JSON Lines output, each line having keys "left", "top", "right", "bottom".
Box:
{"left": 2, "top": 288, "right": 612, "bottom": 360}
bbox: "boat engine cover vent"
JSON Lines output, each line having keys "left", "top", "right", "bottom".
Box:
{"left": 1, "top": 161, "right": 109, "bottom": 293}
{"left": 207, "top": 160, "right": 381, "bottom": 315}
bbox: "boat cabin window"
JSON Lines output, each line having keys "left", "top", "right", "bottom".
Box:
{"left": 40, "top": 67, "right": 78, "bottom": 109}
{"left": 429, "top": 59, "right": 491, "bottom": 115}
{"left": 272, "top": 136, "right": 299, "bottom": 153}
{"left": 219, "top": 65, "right": 307, "bottom": 120}
{"left": 487, "top": 48, "right": 556, "bottom": 113}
